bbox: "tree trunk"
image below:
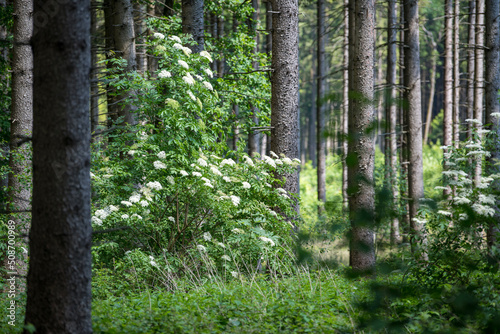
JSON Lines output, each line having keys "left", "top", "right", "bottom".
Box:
{"left": 217, "top": 16, "right": 224, "bottom": 77}
{"left": 453, "top": 0, "right": 460, "bottom": 147}
{"left": 423, "top": 33, "right": 437, "bottom": 145}
{"left": 385, "top": 0, "right": 400, "bottom": 245}
{"left": 404, "top": 0, "right": 427, "bottom": 261}
{"left": 485, "top": 0, "right": 500, "bottom": 257}
{"left": 182, "top": 0, "right": 204, "bottom": 53}
{"left": 308, "top": 61, "right": 316, "bottom": 165}
{"left": 342, "top": 0, "right": 348, "bottom": 212}
{"left": 348, "top": 0, "right": 376, "bottom": 272}
{"left": 270, "top": 0, "right": 300, "bottom": 214}
{"left": 134, "top": 2, "right": 147, "bottom": 75}
{"left": 7, "top": 0, "right": 33, "bottom": 292}
{"left": 474, "top": 0, "right": 485, "bottom": 187}
{"left": 316, "top": 0, "right": 326, "bottom": 212}
{"left": 147, "top": 4, "right": 159, "bottom": 77}
{"left": 91, "top": 2, "right": 100, "bottom": 136}
{"left": 466, "top": 0, "right": 476, "bottom": 140}
{"left": 25, "top": 1, "right": 92, "bottom": 333}
{"left": 248, "top": 0, "right": 260, "bottom": 157}
{"left": 443, "top": 0, "right": 453, "bottom": 197}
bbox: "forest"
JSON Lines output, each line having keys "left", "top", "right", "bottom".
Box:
{"left": 0, "top": 0, "right": 500, "bottom": 332}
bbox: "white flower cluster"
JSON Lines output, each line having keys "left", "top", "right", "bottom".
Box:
{"left": 154, "top": 161, "right": 167, "bottom": 169}
{"left": 200, "top": 50, "right": 213, "bottom": 62}
{"left": 220, "top": 158, "right": 236, "bottom": 167}
{"left": 259, "top": 236, "right": 275, "bottom": 247}
{"left": 242, "top": 182, "right": 251, "bottom": 189}
{"left": 153, "top": 32, "right": 165, "bottom": 39}
{"left": 178, "top": 59, "right": 189, "bottom": 69}
{"left": 146, "top": 181, "right": 162, "bottom": 190}
{"left": 198, "top": 158, "right": 208, "bottom": 167}
{"left": 158, "top": 70, "right": 171, "bottom": 78}
{"left": 182, "top": 73, "right": 195, "bottom": 85}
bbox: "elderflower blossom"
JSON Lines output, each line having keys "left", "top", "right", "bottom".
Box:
{"left": 259, "top": 236, "right": 275, "bottom": 246}
{"left": 204, "top": 68, "right": 214, "bottom": 78}
{"left": 230, "top": 195, "right": 240, "bottom": 206}
{"left": 242, "top": 182, "right": 251, "bottom": 189}
{"left": 223, "top": 176, "right": 231, "bottom": 182}
{"left": 121, "top": 200, "right": 133, "bottom": 207}
{"left": 263, "top": 155, "right": 276, "bottom": 168}
{"left": 472, "top": 203, "right": 495, "bottom": 216}
{"left": 192, "top": 171, "right": 202, "bottom": 177}
{"left": 210, "top": 166, "right": 222, "bottom": 176}
{"left": 158, "top": 70, "right": 171, "bottom": 78}
{"left": 202, "top": 81, "right": 213, "bottom": 91}
{"left": 203, "top": 232, "right": 212, "bottom": 241}
{"left": 167, "top": 176, "right": 175, "bottom": 185}
{"left": 197, "top": 158, "right": 208, "bottom": 167}
{"left": 491, "top": 112, "right": 500, "bottom": 118}
{"left": 121, "top": 214, "right": 129, "bottom": 219}
{"left": 95, "top": 209, "right": 109, "bottom": 219}
{"left": 194, "top": 74, "right": 203, "bottom": 80}
{"left": 182, "top": 73, "right": 195, "bottom": 85}
{"left": 149, "top": 255, "right": 158, "bottom": 267}
{"left": 438, "top": 210, "right": 452, "bottom": 216}
{"left": 270, "top": 151, "right": 279, "bottom": 159}
{"left": 157, "top": 151, "right": 166, "bottom": 159}
{"left": 131, "top": 213, "right": 142, "bottom": 220}
{"left": 109, "top": 205, "right": 119, "bottom": 212}
{"left": 467, "top": 151, "right": 488, "bottom": 156}
{"left": 221, "top": 255, "right": 231, "bottom": 261}
{"left": 146, "top": 181, "right": 162, "bottom": 190}
{"left": 169, "top": 35, "right": 181, "bottom": 43}
{"left": 465, "top": 142, "right": 482, "bottom": 149}
{"left": 243, "top": 155, "right": 254, "bottom": 166}
{"left": 220, "top": 158, "right": 236, "bottom": 167}
{"left": 412, "top": 217, "right": 427, "bottom": 225}
{"left": 217, "top": 242, "right": 226, "bottom": 248}
{"left": 140, "top": 200, "right": 149, "bottom": 207}
{"left": 168, "top": 216, "right": 175, "bottom": 222}
{"left": 187, "top": 90, "right": 196, "bottom": 101}
{"left": 178, "top": 59, "right": 189, "bottom": 69}
{"left": 128, "top": 150, "right": 136, "bottom": 156}
{"left": 478, "top": 129, "right": 491, "bottom": 134}
{"left": 197, "top": 245, "right": 207, "bottom": 252}
{"left": 232, "top": 228, "right": 244, "bottom": 234}
{"left": 459, "top": 213, "right": 469, "bottom": 221}
{"left": 465, "top": 118, "right": 482, "bottom": 125}
{"left": 479, "top": 194, "right": 496, "bottom": 205}
{"left": 269, "top": 210, "right": 277, "bottom": 217}
{"left": 91, "top": 216, "right": 103, "bottom": 226}
{"left": 129, "top": 193, "right": 141, "bottom": 203}
{"left": 453, "top": 197, "right": 471, "bottom": 205}
{"left": 181, "top": 46, "right": 192, "bottom": 56}
{"left": 153, "top": 32, "right": 165, "bottom": 39}
{"left": 282, "top": 157, "right": 293, "bottom": 165}
{"left": 231, "top": 271, "right": 239, "bottom": 278}
{"left": 180, "top": 170, "right": 189, "bottom": 176}
{"left": 200, "top": 50, "right": 213, "bottom": 62}
{"left": 154, "top": 161, "right": 167, "bottom": 169}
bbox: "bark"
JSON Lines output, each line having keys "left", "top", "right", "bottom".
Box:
{"left": 308, "top": 60, "right": 316, "bottom": 165}
{"left": 342, "top": 0, "right": 348, "bottom": 211}
{"left": 348, "top": 0, "right": 376, "bottom": 272}
{"left": 453, "top": 0, "right": 460, "bottom": 146}
{"left": 134, "top": 2, "right": 147, "bottom": 74}
{"left": 182, "top": 0, "right": 204, "bottom": 53}
{"left": 404, "top": 0, "right": 427, "bottom": 260}
{"left": 270, "top": 0, "right": 300, "bottom": 213}
{"left": 474, "top": 0, "right": 485, "bottom": 187}
{"left": 7, "top": 0, "right": 33, "bottom": 292}
{"left": 91, "top": 3, "right": 99, "bottom": 136}
{"left": 423, "top": 31, "right": 437, "bottom": 145}
{"left": 443, "top": 0, "right": 453, "bottom": 197}
{"left": 147, "top": 4, "right": 158, "bottom": 76}
{"left": 316, "top": 0, "right": 326, "bottom": 211}
{"left": 25, "top": 1, "right": 92, "bottom": 333}
{"left": 485, "top": 0, "right": 500, "bottom": 255}
{"left": 385, "top": 0, "right": 400, "bottom": 245}
{"left": 248, "top": 0, "right": 260, "bottom": 157}
{"left": 466, "top": 0, "right": 476, "bottom": 140}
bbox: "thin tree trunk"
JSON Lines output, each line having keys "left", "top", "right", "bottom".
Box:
{"left": 91, "top": 2, "right": 100, "bottom": 136}
{"left": 342, "top": 0, "right": 348, "bottom": 212}
{"left": 466, "top": 0, "right": 476, "bottom": 140}
{"left": 217, "top": 16, "right": 224, "bottom": 77}
{"left": 308, "top": 61, "right": 316, "bottom": 165}
{"left": 485, "top": 0, "right": 500, "bottom": 256}
{"left": 453, "top": 0, "right": 460, "bottom": 146}
{"left": 423, "top": 31, "right": 437, "bottom": 145}
{"left": 7, "top": 0, "right": 33, "bottom": 292}
{"left": 134, "top": 2, "right": 147, "bottom": 75}
{"left": 182, "top": 0, "right": 204, "bottom": 53}
{"left": 474, "top": 0, "right": 485, "bottom": 187}
{"left": 443, "top": 0, "right": 453, "bottom": 197}
{"left": 25, "top": 1, "right": 92, "bottom": 332}
{"left": 348, "top": 0, "right": 376, "bottom": 272}
{"left": 147, "top": 4, "right": 159, "bottom": 77}
{"left": 404, "top": 0, "right": 427, "bottom": 261}
{"left": 386, "top": 0, "right": 400, "bottom": 245}
{"left": 316, "top": 0, "right": 326, "bottom": 212}
{"left": 270, "top": 0, "right": 300, "bottom": 215}
{"left": 248, "top": 0, "right": 260, "bottom": 157}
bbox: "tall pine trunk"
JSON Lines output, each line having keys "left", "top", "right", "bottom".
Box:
{"left": 342, "top": 0, "right": 348, "bottom": 212}
{"left": 182, "top": 0, "right": 204, "bottom": 53}
{"left": 316, "top": 0, "right": 326, "bottom": 212}
{"left": 25, "top": 1, "right": 92, "bottom": 332}
{"left": 485, "top": 0, "right": 500, "bottom": 257}
{"left": 270, "top": 0, "right": 300, "bottom": 215}
{"left": 385, "top": 0, "right": 400, "bottom": 245}
{"left": 7, "top": 0, "right": 33, "bottom": 291}
{"left": 453, "top": 0, "right": 460, "bottom": 146}
{"left": 348, "top": 0, "right": 376, "bottom": 272}
{"left": 474, "top": 0, "right": 485, "bottom": 187}
{"left": 404, "top": 0, "right": 427, "bottom": 260}
{"left": 443, "top": 0, "right": 453, "bottom": 197}
{"left": 466, "top": 0, "right": 476, "bottom": 140}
